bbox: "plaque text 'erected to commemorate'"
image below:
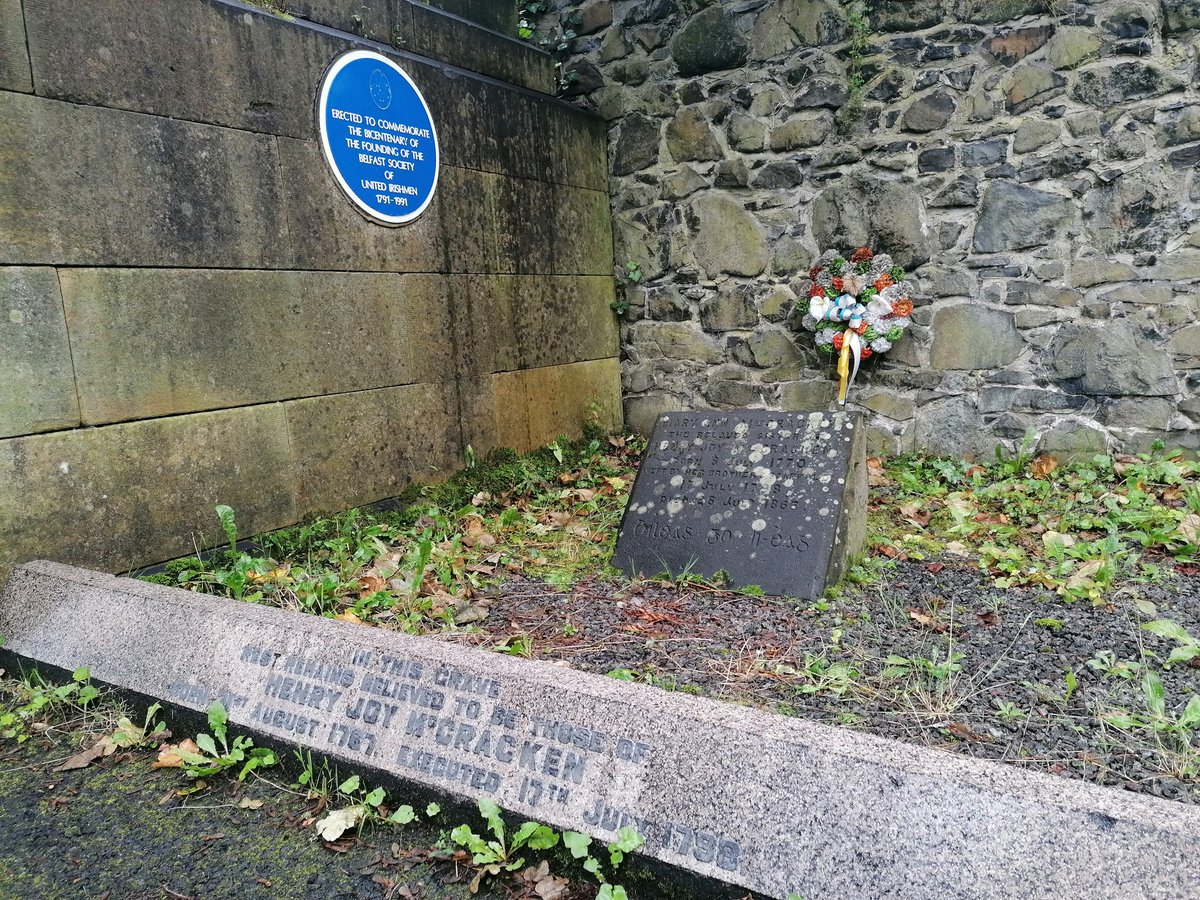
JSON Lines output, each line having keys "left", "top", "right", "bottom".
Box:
{"left": 318, "top": 50, "right": 439, "bottom": 225}
{"left": 613, "top": 410, "right": 866, "bottom": 598}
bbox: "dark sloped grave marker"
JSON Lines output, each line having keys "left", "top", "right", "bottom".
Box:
{"left": 612, "top": 410, "right": 867, "bottom": 598}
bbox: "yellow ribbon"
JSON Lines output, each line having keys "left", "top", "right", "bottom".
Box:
{"left": 837, "top": 338, "right": 851, "bottom": 405}
{"left": 836, "top": 332, "right": 864, "bottom": 406}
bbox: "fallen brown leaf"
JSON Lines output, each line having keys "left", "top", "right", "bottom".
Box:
{"left": 55, "top": 741, "right": 108, "bottom": 772}
{"left": 1029, "top": 454, "right": 1058, "bottom": 478}
{"left": 152, "top": 738, "right": 200, "bottom": 770}
{"left": 947, "top": 722, "right": 986, "bottom": 742}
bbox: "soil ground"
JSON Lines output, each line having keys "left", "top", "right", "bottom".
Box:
{"left": 448, "top": 562, "right": 1200, "bottom": 804}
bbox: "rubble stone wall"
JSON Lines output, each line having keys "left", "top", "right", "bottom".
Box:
{"left": 552, "top": 0, "right": 1200, "bottom": 457}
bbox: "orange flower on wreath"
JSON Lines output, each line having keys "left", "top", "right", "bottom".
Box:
{"left": 850, "top": 247, "right": 873, "bottom": 263}
{"left": 860, "top": 346, "right": 874, "bottom": 359}
{"left": 874, "top": 274, "right": 894, "bottom": 291}
{"left": 832, "top": 331, "right": 845, "bottom": 350}
{"left": 809, "top": 283, "right": 826, "bottom": 299}
{"left": 891, "top": 298, "right": 914, "bottom": 317}
{"left": 832, "top": 276, "right": 844, "bottom": 292}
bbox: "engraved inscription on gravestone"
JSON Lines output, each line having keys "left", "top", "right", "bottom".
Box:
{"left": 175, "top": 638, "right": 742, "bottom": 877}
{"left": 612, "top": 410, "right": 867, "bottom": 598}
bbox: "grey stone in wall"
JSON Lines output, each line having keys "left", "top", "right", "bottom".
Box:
{"left": 929, "top": 305, "right": 1025, "bottom": 370}
{"left": 1049, "top": 322, "right": 1177, "bottom": 397}
{"left": 811, "top": 175, "right": 932, "bottom": 269}
{"left": 672, "top": 6, "right": 747, "bottom": 76}
{"left": 0, "top": 92, "right": 291, "bottom": 268}
{"left": 0, "top": 268, "right": 79, "bottom": 439}
{"left": 0, "top": 0, "right": 31, "bottom": 92}
{"left": 688, "top": 194, "right": 770, "bottom": 278}
{"left": 973, "top": 181, "right": 1073, "bottom": 253}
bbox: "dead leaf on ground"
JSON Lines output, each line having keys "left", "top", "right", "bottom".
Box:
{"left": 238, "top": 797, "right": 264, "bottom": 810}
{"left": 1179, "top": 513, "right": 1200, "bottom": 546}
{"left": 152, "top": 738, "right": 201, "bottom": 770}
{"left": 315, "top": 806, "right": 365, "bottom": 842}
{"left": 947, "top": 722, "right": 986, "bottom": 743}
{"left": 357, "top": 575, "right": 386, "bottom": 596}
{"left": 906, "top": 608, "right": 948, "bottom": 633}
{"left": 55, "top": 741, "right": 108, "bottom": 772}
{"left": 521, "top": 860, "right": 570, "bottom": 900}
{"left": 454, "top": 604, "right": 490, "bottom": 625}
{"left": 898, "top": 501, "right": 931, "bottom": 527}
{"left": 977, "top": 610, "right": 1001, "bottom": 627}
{"left": 1029, "top": 454, "right": 1059, "bottom": 478}
{"left": 334, "top": 611, "right": 365, "bottom": 625}
{"left": 866, "top": 457, "right": 892, "bottom": 487}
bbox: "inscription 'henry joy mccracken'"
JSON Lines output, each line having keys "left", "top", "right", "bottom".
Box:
{"left": 167, "top": 644, "right": 742, "bottom": 874}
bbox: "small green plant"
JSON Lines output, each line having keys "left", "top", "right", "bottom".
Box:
{"left": 836, "top": 0, "right": 873, "bottom": 128}
{"left": 0, "top": 664, "right": 101, "bottom": 744}
{"left": 994, "top": 699, "right": 1027, "bottom": 723}
{"left": 562, "top": 826, "right": 644, "bottom": 899}
{"left": 449, "top": 797, "right": 561, "bottom": 892}
{"left": 174, "top": 700, "right": 277, "bottom": 780}
{"left": 1142, "top": 619, "right": 1200, "bottom": 667}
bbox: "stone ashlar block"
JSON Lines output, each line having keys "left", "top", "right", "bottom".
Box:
{"left": 450, "top": 275, "right": 617, "bottom": 378}
{"left": 0, "top": 267, "right": 80, "bottom": 439}
{"left": 0, "top": 92, "right": 290, "bottom": 269}
{"left": 59, "top": 269, "right": 457, "bottom": 426}
{"left": 282, "top": 0, "right": 393, "bottom": 40}
{"left": 457, "top": 359, "right": 621, "bottom": 455}
{"left": 6, "top": 560, "right": 1200, "bottom": 898}
{"left": 399, "top": 1, "right": 555, "bottom": 95}
{"left": 0, "top": 0, "right": 31, "bottom": 92}
{"left": 522, "top": 358, "right": 623, "bottom": 447}
{"left": 439, "top": 168, "right": 612, "bottom": 276}
{"left": 24, "top": 0, "right": 599, "bottom": 189}
{"left": 511, "top": 276, "right": 620, "bottom": 371}
{"left": 287, "top": 383, "right": 462, "bottom": 518}
{"left": 419, "top": 0, "right": 517, "bottom": 33}
{"left": 0, "top": 407, "right": 296, "bottom": 583}
{"left": 277, "top": 138, "right": 446, "bottom": 274}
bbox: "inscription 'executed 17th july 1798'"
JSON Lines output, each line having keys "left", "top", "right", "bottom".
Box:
{"left": 612, "top": 410, "right": 866, "bottom": 599}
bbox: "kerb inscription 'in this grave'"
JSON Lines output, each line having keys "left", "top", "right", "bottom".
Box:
{"left": 612, "top": 410, "right": 866, "bottom": 598}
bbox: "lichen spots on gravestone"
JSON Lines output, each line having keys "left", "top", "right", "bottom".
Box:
{"left": 613, "top": 410, "right": 868, "bottom": 598}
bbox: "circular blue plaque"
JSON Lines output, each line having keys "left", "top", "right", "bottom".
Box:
{"left": 318, "top": 51, "right": 440, "bottom": 225}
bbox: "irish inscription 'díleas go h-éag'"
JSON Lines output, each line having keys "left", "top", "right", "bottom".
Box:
{"left": 612, "top": 410, "right": 866, "bottom": 599}
{"left": 167, "top": 640, "right": 742, "bottom": 877}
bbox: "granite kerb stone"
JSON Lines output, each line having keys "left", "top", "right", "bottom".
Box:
{"left": 3, "top": 560, "right": 1200, "bottom": 900}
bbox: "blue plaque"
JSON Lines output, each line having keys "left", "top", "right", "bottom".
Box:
{"left": 318, "top": 51, "right": 440, "bottom": 225}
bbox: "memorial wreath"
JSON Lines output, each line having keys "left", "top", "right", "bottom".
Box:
{"left": 794, "top": 246, "right": 915, "bottom": 405}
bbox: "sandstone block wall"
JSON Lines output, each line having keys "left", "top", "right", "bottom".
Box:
{"left": 551, "top": 0, "right": 1200, "bottom": 457}
{"left": 0, "top": 0, "right": 619, "bottom": 582}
